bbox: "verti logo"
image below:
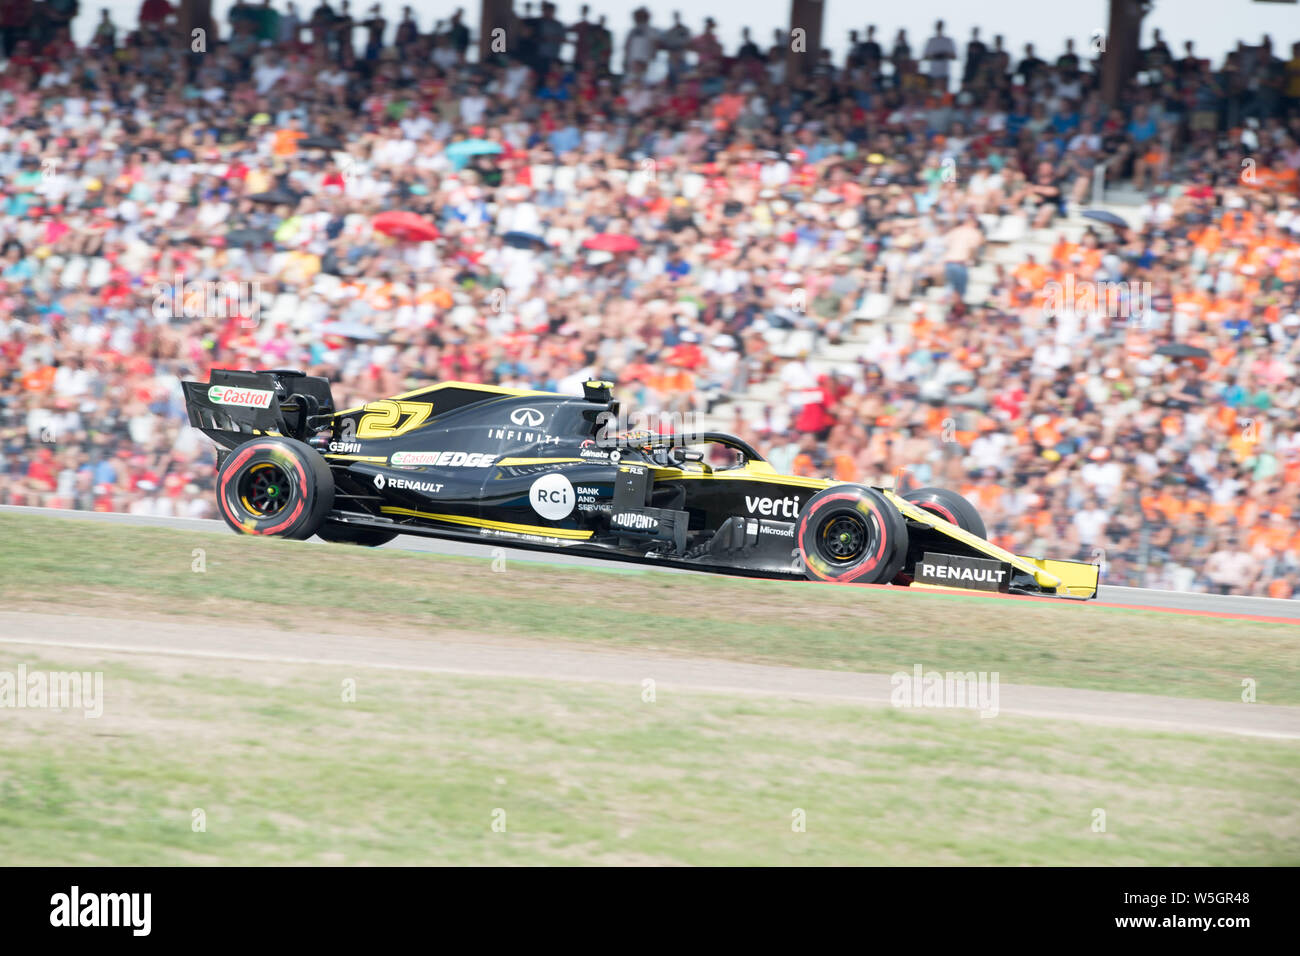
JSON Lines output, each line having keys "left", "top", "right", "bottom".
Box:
{"left": 510, "top": 407, "right": 545, "bottom": 427}
{"left": 745, "top": 495, "right": 801, "bottom": 518}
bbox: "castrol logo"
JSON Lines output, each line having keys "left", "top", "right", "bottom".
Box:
{"left": 208, "top": 385, "right": 274, "bottom": 408}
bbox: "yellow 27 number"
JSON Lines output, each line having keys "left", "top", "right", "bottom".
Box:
{"left": 356, "top": 400, "right": 433, "bottom": 439}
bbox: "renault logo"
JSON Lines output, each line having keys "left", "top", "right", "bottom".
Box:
{"left": 510, "top": 407, "right": 545, "bottom": 427}
{"left": 373, "top": 474, "right": 386, "bottom": 490}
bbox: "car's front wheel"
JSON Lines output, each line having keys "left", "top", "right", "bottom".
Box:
{"left": 901, "top": 486, "right": 986, "bottom": 538}
{"left": 216, "top": 437, "right": 334, "bottom": 539}
{"left": 796, "top": 485, "right": 909, "bottom": 584}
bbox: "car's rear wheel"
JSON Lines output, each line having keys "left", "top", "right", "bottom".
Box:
{"left": 316, "top": 522, "right": 398, "bottom": 547}
{"left": 901, "top": 486, "right": 986, "bottom": 539}
{"left": 216, "top": 437, "right": 334, "bottom": 539}
{"left": 796, "top": 485, "right": 909, "bottom": 584}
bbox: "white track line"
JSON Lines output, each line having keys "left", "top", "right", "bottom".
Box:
{"left": 3, "top": 623, "right": 1297, "bottom": 740}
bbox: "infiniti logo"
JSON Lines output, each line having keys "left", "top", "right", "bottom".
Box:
{"left": 510, "top": 407, "right": 545, "bottom": 427}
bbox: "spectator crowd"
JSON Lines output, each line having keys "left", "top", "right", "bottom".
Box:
{"left": 2, "top": 2, "right": 1300, "bottom": 596}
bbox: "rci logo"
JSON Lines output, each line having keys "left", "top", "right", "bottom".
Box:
{"left": 529, "top": 473, "right": 574, "bottom": 520}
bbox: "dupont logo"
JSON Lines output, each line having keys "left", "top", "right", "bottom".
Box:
{"left": 613, "top": 512, "right": 658, "bottom": 531}
{"left": 207, "top": 385, "right": 273, "bottom": 408}
{"left": 913, "top": 553, "right": 1011, "bottom": 592}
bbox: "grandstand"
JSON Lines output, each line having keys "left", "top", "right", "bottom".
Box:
{"left": 1, "top": 2, "right": 1299, "bottom": 596}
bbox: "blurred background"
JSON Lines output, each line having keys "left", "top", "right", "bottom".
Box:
{"left": 78, "top": 0, "right": 1300, "bottom": 75}
{"left": 2, "top": 0, "right": 1299, "bottom": 597}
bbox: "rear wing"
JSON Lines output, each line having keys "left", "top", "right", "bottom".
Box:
{"left": 181, "top": 369, "right": 335, "bottom": 449}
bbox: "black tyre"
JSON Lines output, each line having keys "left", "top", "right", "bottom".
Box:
{"left": 796, "top": 485, "right": 909, "bottom": 584}
{"left": 216, "top": 437, "right": 334, "bottom": 539}
{"left": 316, "top": 522, "right": 398, "bottom": 547}
{"left": 901, "top": 486, "right": 986, "bottom": 539}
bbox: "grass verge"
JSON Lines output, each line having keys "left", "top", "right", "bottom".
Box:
{"left": 2, "top": 648, "right": 1297, "bottom": 865}
{"left": 1, "top": 512, "right": 1297, "bottom": 703}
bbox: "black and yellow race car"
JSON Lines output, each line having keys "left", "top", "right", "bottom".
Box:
{"left": 182, "top": 369, "right": 1099, "bottom": 599}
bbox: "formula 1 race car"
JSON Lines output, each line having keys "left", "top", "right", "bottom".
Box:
{"left": 182, "top": 369, "right": 1100, "bottom": 599}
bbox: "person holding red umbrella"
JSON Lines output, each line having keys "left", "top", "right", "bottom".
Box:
{"left": 372, "top": 210, "right": 439, "bottom": 242}
{"left": 582, "top": 232, "right": 639, "bottom": 253}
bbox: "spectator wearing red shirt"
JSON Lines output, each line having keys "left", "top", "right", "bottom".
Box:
{"left": 26, "top": 448, "right": 57, "bottom": 492}
{"left": 0, "top": 0, "right": 35, "bottom": 58}
{"left": 795, "top": 377, "right": 837, "bottom": 439}
{"left": 139, "top": 0, "right": 175, "bottom": 27}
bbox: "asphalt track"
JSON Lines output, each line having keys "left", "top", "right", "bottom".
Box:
{"left": 4, "top": 505, "right": 1299, "bottom": 621}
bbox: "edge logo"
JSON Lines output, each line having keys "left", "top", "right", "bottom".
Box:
{"left": 391, "top": 451, "right": 498, "bottom": 467}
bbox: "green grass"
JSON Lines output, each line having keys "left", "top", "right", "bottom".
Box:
{"left": 1, "top": 512, "right": 1296, "bottom": 704}
{"left": 3, "top": 513, "right": 1297, "bottom": 865}
{"left": 2, "top": 649, "right": 1297, "bottom": 866}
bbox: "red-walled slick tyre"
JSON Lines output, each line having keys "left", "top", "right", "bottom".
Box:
{"left": 216, "top": 437, "right": 334, "bottom": 539}
{"left": 796, "top": 485, "right": 909, "bottom": 584}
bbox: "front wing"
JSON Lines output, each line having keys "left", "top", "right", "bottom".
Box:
{"left": 883, "top": 491, "right": 1100, "bottom": 600}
